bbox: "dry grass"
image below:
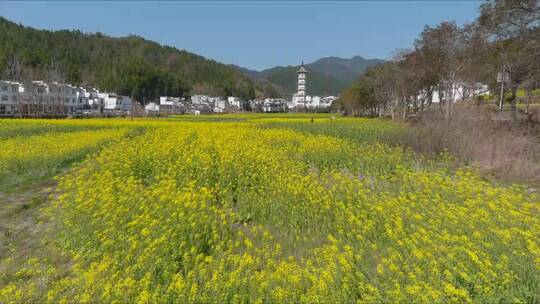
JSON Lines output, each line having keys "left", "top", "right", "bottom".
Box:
{"left": 398, "top": 105, "right": 540, "bottom": 185}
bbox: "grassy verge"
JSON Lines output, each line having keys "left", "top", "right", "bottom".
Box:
{"left": 396, "top": 106, "right": 540, "bottom": 186}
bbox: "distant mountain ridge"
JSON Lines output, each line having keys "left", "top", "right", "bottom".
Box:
{"left": 308, "top": 56, "right": 386, "bottom": 85}
{"left": 231, "top": 56, "right": 386, "bottom": 97}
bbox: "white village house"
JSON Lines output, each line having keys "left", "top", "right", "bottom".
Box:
{"left": 159, "top": 96, "right": 184, "bottom": 114}
{"left": 0, "top": 80, "right": 23, "bottom": 114}
{"left": 227, "top": 96, "right": 242, "bottom": 109}
{"left": 261, "top": 98, "right": 287, "bottom": 113}
{"left": 99, "top": 93, "right": 133, "bottom": 113}
{"left": 418, "top": 82, "right": 490, "bottom": 104}
{"left": 144, "top": 102, "right": 160, "bottom": 115}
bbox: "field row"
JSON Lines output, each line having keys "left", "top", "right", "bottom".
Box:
{"left": 0, "top": 116, "right": 539, "bottom": 303}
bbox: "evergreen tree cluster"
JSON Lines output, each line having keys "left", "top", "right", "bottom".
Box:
{"left": 0, "top": 17, "right": 256, "bottom": 101}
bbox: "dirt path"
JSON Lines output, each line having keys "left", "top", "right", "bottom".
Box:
{"left": 0, "top": 180, "right": 70, "bottom": 288}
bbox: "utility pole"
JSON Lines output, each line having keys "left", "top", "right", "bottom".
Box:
{"left": 498, "top": 65, "right": 505, "bottom": 112}
{"left": 130, "top": 91, "right": 134, "bottom": 121}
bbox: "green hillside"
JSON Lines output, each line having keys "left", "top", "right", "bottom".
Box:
{"left": 0, "top": 17, "right": 256, "bottom": 101}
{"left": 260, "top": 66, "right": 348, "bottom": 96}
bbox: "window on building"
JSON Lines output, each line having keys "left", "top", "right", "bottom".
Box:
{"left": 12, "top": 95, "right": 17, "bottom": 101}
{"left": 1, "top": 85, "right": 8, "bottom": 91}
{"left": 1, "top": 95, "right": 8, "bottom": 101}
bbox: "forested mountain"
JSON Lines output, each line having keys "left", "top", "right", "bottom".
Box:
{"left": 0, "top": 17, "right": 256, "bottom": 101}
{"left": 308, "top": 56, "right": 386, "bottom": 85}
{"left": 232, "top": 56, "right": 385, "bottom": 96}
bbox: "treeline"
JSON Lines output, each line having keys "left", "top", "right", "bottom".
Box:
{"left": 336, "top": 0, "right": 539, "bottom": 120}
{"left": 0, "top": 17, "right": 256, "bottom": 101}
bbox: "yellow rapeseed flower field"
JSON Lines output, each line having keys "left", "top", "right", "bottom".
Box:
{"left": 0, "top": 115, "right": 538, "bottom": 303}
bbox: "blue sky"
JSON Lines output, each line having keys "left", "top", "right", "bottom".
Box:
{"left": 1, "top": 1, "right": 482, "bottom": 70}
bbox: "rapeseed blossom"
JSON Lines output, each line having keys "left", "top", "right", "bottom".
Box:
{"left": 0, "top": 115, "right": 538, "bottom": 303}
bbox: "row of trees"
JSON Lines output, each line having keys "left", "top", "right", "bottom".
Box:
{"left": 337, "top": 0, "right": 539, "bottom": 121}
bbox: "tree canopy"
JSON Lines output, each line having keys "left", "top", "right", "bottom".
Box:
{"left": 336, "top": 0, "right": 539, "bottom": 119}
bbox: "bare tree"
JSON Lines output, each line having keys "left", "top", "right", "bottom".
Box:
{"left": 415, "top": 22, "right": 468, "bottom": 121}
{"left": 368, "top": 62, "right": 403, "bottom": 119}
{"left": 458, "top": 23, "right": 493, "bottom": 105}
{"left": 4, "top": 56, "right": 23, "bottom": 80}
{"left": 479, "top": 0, "right": 540, "bottom": 120}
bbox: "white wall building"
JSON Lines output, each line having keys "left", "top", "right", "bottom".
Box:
{"left": 61, "top": 83, "right": 79, "bottom": 113}
{"left": 321, "top": 96, "right": 337, "bottom": 108}
{"left": 191, "top": 95, "right": 209, "bottom": 105}
{"left": 159, "top": 96, "right": 184, "bottom": 114}
{"left": 262, "top": 98, "right": 287, "bottom": 113}
{"left": 213, "top": 106, "right": 224, "bottom": 113}
{"left": 306, "top": 96, "right": 320, "bottom": 108}
{"left": 0, "top": 80, "right": 24, "bottom": 114}
{"left": 227, "top": 96, "right": 242, "bottom": 109}
{"left": 159, "top": 96, "right": 183, "bottom": 106}
{"left": 214, "top": 99, "right": 226, "bottom": 109}
{"left": 426, "top": 82, "right": 490, "bottom": 103}
{"left": 145, "top": 102, "right": 160, "bottom": 114}
{"left": 30, "top": 81, "right": 53, "bottom": 112}
{"left": 86, "top": 88, "right": 103, "bottom": 109}
{"left": 33, "top": 82, "right": 82, "bottom": 114}
{"left": 76, "top": 87, "right": 90, "bottom": 109}
{"left": 100, "top": 93, "right": 132, "bottom": 113}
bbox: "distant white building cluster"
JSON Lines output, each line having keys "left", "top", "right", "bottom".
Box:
{"left": 145, "top": 95, "right": 247, "bottom": 115}
{"left": 0, "top": 80, "right": 133, "bottom": 116}
{"left": 1, "top": 80, "right": 249, "bottom": 117}
{"left": 2, "top": 65, "right": 339, "bottom": 116}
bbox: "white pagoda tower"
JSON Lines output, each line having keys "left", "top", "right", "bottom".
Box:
{"left": 292, "top": 61, "right": 308, "bottom": 107}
